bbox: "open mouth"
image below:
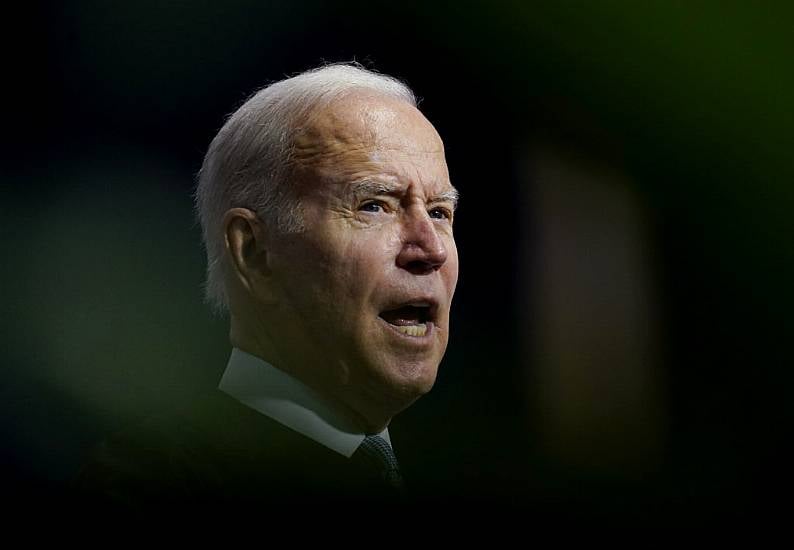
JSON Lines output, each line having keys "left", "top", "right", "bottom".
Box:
{"left": 378, "top": 302, "right": 435, "bottom": 337}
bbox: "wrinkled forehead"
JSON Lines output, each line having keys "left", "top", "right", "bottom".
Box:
{"left": 290, "top": 91, "right": 447, "bottom": 178}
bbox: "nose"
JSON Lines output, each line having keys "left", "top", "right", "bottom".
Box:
{"left": 396, "top": 208, "right": 449, "bottom": 275}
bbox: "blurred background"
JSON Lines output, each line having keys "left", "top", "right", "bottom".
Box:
{"left": 3, "top": 0, "right": 793, "bottom": 520}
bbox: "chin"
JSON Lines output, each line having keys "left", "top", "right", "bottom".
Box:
{"left": 385, "top": 359, "right": 440, "bottom": 400}
{"left": 351, "top": 358, "right": 440, "bottom": 427}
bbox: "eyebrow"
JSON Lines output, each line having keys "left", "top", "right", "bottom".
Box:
{"left": 350, "top": 180, "right": 460, "bottom": 210}
{"left": 430, "top": 188, "right": 460, "bottom": 211}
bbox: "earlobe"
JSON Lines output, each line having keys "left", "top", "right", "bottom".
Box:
{"left": 223, "top": 208, "right": 275, "bottom": 303}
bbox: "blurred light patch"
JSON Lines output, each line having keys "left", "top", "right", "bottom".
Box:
{"left": 5, "top": 151, "right": 228, "bottom": 478}
{"left": 522, "top": 132, "right": 666, "bottom": 479}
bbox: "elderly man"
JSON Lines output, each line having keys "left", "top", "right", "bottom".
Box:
{"left": 75, "top": 63, "right": 459, "bottom": 507}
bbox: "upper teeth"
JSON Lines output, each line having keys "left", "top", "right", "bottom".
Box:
{"left": 397, "top": 324, "right": 428, "bottom": 337}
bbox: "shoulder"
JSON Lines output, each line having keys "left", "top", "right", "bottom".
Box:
{"left": 72, "top": 390, "right": 373, "bottom": 510}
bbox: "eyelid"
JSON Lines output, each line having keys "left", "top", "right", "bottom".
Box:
{"left": 429, "top": 205, "right": 454, "bottom": 221}
{"left": 357, "top": 196, "right": 454, "bottom": 221}
{"left": 358, "top": 198, "right": 392, "bottom": 213}
{"left": 431, "top": 201, "right": 454, "bottom": 213}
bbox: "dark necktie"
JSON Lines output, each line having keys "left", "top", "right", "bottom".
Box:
{"left": 352, "top": 435, "right": 405, "bottom": 493}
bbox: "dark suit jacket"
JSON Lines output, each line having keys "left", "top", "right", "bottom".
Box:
{"left": 73, "top": 389, "right": 404, "bottom": 515}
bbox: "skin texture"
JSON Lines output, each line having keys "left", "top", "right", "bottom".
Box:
{"left": 224, "top": 91, "right": 459, "bottom": 433}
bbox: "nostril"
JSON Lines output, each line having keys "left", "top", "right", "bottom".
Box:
{"left": 403, "top": 260, "right": 438, "bottom": 275}
{"left": 397, "top": 237, "right": 447, "bottom": 273}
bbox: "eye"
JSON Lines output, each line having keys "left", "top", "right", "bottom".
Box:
{"left": 359, "top": 200, "right": 387, "bottom": 214}
{"left": 429, "top": 206, "right": 452, "bottom": 221}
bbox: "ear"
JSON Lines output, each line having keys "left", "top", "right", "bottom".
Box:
{"left": 223, "top": 208, "right": 277, "bottom": 304}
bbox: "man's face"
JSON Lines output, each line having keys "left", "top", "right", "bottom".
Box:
{"left": 265, "top": 92, "right": 459, "bottom": 419}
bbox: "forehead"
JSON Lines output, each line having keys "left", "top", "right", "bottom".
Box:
{"left": 290, "top": 91, "right": 451, "bottom": 195}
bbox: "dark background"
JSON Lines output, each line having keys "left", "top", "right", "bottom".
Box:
{"left": 3, "top": 1, "right": 792, "bottom": 520}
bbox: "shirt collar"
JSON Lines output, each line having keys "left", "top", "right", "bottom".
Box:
{"left": 218, "top": 347, "right": 391, "bottom": 458}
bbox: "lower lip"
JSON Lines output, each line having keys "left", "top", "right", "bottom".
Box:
{"left": 377, "top": 317, "right": 436, "bottom": 344}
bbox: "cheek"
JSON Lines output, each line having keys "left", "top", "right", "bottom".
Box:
{"left": 340, "top": 226, "right": 401, "bottom": 269}
{"left": 444, "top": 240, "right": 460, "bottom": 289}
{"left": 284, "top": 223, "right": 402, "bottom": 313}
{"left": 273, "top": 237, "right": 343, "bottom": 312}
{"left": 318, "top": 235, "right": 386, "bottom": 305}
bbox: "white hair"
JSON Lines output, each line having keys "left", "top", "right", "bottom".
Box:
{"left": 194, "top": 62, "right": 417, "bottom": 316}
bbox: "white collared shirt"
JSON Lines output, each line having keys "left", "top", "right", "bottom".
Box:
{"left": 218, "top": 348, "right": 391, "bottom": 458}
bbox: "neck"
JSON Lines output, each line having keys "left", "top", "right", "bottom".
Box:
{"left": 229, "top": 314, "right": 396, "bottom": 434}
